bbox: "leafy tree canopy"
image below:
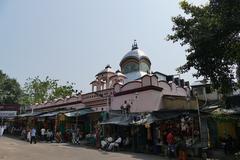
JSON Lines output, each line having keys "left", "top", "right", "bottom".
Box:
{"left": 21, "top": 76, "right": 77, "bottom": 105}
{"left": 0, "top": 70, "right": 22, "bottom": 104}
{"left": 168, "top": 0, "right": 240, "bottom": 93}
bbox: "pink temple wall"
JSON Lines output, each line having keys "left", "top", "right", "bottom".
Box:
{"left": 111, "top": 89, "right": 163, "bottom": 112}
{"left": 111, "top": 75, "right": 189, "bottom": 113}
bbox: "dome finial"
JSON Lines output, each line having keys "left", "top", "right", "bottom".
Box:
{"left": 131, "top": 40, "right": 138, "bottom": 50}
{"left": 105, "top": 64, "right": 111, "bottom": 69}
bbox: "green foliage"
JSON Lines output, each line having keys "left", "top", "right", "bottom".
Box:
{"left": 0, "top": 70, "right": 22, "bottom": 104}
{"left": 22, "top": 76, "right": 76, "bottom": 105}
{"left": 168, "top": 0, "right": 240, "bottom": 93}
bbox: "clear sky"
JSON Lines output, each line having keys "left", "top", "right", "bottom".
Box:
{"left": 0, "top": 0, "right": 207, "bottom": 93}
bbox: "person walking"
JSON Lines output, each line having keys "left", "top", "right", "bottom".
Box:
{"left": 40, "top": 127, "right": 46, "bottom": 142}
{"left": 0, "top": 125, "right": 6, "bottom": 137}
{"left": 30, "top": 127, "right": 37, "bottom": 144}
{"left": 0, "top": 126, "right": 3, "bottom": 137}
{"left": 46, "top": 129, "right": 53, "bottom": 142}
{"left": 27, "top": 130, "right": 31, "bottom": 142}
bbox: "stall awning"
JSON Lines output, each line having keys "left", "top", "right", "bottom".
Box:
{"left": 131, "top": 114, "right": 157, "bottom": 125}
{"left": 64, "top": 108, "right": 94, "bottom": 117}
{"left": 38, "top": 111, "right": 64, "bottom": 117}
{"left": 100, "top": 115, "right": 132, "bottom": 126}
{"left": 18, "top": 112, "right": 44, "bottom": 117}
{"left": 212, "top": 108, "right": 240, "bottom": 115}
{"left": 152, "top": 109, "right": 200, "bottom": 121}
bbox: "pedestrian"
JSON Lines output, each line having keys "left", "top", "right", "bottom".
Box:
{"left": 27, "top": 129, "right": 31, "bottom": 142}
{"left": 166, "top": 131, "right": 175, "bottom": 158}
{"left": 55, "top": 130, "right": 62, "bottom": 143}
{"left": 21, "top": 128, "right": 27, "bottom": 140}
{"left": 0, "top": 126, "right": 3, "bottom": 137}
{"left": 40, "top": 127, "right": 46, "bottom": 142}
{"left": 0, "top": 125, "right": 6, "bottom": 137}
{"left": 224, "top": 134, "right": 233, "bottom": 155}
{"left": 95, "top": 123, "right": 101, "bottom": 149}
{"left": 177, "top": 135, "right": 187, "bottom": 160}
{"left": 30, "top": 127, "right": 37, "bottom": 144}
{"left": 46, "top": 129, "right": 53, "bottom": 142}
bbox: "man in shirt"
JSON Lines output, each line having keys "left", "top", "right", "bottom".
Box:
{"left": 166, "top": 131, "right": 175, "bottom": 158}
{"left": 30, "top": 127, "right": 37, "bottom": 144}
{"left": 167, "top": 131, "right": 174, "bottom": 145}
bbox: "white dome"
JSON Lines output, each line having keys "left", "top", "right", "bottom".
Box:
{"left": 120, "top": 41, "right": 151, "bottom": 66}
{"left": 122, "top": 49, "right": 149, "bottom": 61}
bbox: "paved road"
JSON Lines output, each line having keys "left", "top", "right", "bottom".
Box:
{"left": 0, "top": 136, "right": 168, "bottom": 160}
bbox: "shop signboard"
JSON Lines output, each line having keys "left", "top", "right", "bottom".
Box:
{"left": 0, "top": 111, "right": 17, "bottom": 118}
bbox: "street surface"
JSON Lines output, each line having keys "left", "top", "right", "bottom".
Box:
{"left": 0, "top": 137, "right": 168, "bottom": 160}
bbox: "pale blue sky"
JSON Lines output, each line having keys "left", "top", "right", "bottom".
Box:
{"left": 0, "top": 0, "right": 207, "bottom": 92}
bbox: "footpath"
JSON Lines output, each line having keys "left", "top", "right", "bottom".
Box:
{"left": 4, "top": 135, "right": 237, "bottom": 160}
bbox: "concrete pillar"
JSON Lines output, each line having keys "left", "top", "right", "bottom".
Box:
{"left": 97, "top": 84, "right": 101, "bottom": 91}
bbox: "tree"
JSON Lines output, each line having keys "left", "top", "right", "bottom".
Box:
{"left": 22, "top": 76, "right": 77, "bottom": 105}
{"left": 167, "top": 0, "right": 240, "bottom": 93}
{"left": 0, "top": 70, "right": 22, "bottom": 104}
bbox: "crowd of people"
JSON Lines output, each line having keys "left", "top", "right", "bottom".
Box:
{"left": 19, "top": 127, "right": 54, "bottom": 143}
{"left": 6, "top": 125, "right": 87, "bottom": 145}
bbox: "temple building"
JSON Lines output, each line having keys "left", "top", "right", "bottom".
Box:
{"left": 15, "top": 41, "right": 238, "bottom": 153}
{"left": 29, "top": 40, "right": 195, "bottom": 113}
{"left": 16, "top": 41, "right": 206, "bottom": 155}
{"left": 87, "top": 40, "right": 195, "bottom": 113}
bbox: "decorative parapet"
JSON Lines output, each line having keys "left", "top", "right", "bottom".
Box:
{"left": 29, "top": 94, "right": 82, "bottom": 111}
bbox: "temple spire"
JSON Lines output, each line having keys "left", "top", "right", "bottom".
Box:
{"left": 131, "top": 40, "right": 138, "bottom": 50}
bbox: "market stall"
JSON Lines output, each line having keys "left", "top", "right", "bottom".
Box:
{"left": 150, "top": 110, "right": 202, "bottom": 157}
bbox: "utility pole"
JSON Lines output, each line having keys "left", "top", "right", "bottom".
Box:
{"left": 195, "top": 93, "right": 202, "bottom": 147}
